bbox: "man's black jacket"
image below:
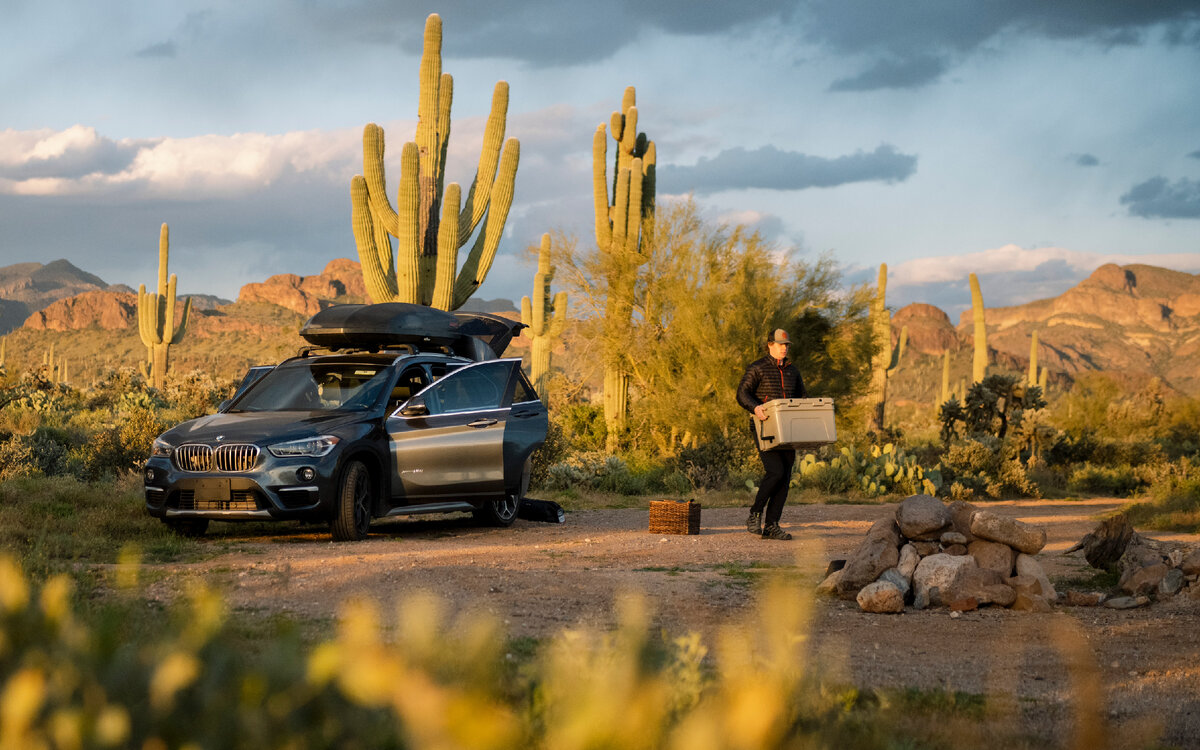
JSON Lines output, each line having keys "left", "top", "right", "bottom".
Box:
{"left": 737, "top": 356, "right": 807, "bottom": 414}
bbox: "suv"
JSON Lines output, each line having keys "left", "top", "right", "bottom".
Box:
{"left": 143, "top": 303, "right": 548, "bottom": 541}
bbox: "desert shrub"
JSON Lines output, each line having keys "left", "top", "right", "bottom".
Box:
{"left": 544, "top": 453, "right": 649, "bottom": 494}
{"left": 670, "top": 434, "right": 755, "bottom": 491}
{"left": 163, "top": 370, "right": 230, "bottom": 420}
{"left": 1124, "top": 476, "right": 1200, "bottom": 532}
{"left": 1067, "top": 463, "right": 1142, "bottom": 497}
{"left": 554, "top": 401, "right": 607, "bottom": 453}
{"left": 529, "top": 419, "right": 568, "bottom": 491}
{"left": 796, "top": 460, "right": 857, "bottom": 494}
{"left": 77, "top": 407, "right": 168, "bottom": 480}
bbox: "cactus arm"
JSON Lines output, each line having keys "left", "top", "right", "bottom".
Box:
{"left": 970, "top": 272, "right": 987, "bottom": 383}
{"left": 137, "top": 284, "right": 157, "bottom": 346}
{"left": 157, "top": 224, "right": 169, "bottom": 299}
{"left": 361, "top": 124, "right": 399, "bottom": 235}
{"left": 592, "top": 125, "right": 613, "bottom": 249}
{"left": 611, "top": 168, "right": 630, "bottom": 255}
{"left": 171, "top": 296, "right": 192, "bottom": 345}
{"left": 415, "top": 14, "right": 443, "bottom": 259}
{"left": 941, "top": 350, "right": 951, "bottom": 404}
{"left": 450, "top": 139, "right": 519, "bottom": 309}
{"left": 351, "top": 176, "right": 400, "bottom": 303}
{"left": 548, "top": 290, "right": 568, "bottom": 339}
{"left": 889, "top": 325, "right": 908, "bottom": 370}
{"left": 458, "top": 81, "right": 508, "bottom": 244}
{"left": 434, "top": 72, "right": 453, "bottom": 203}
{"left": 431, "top": 182, "right": 462, "bottom": 311}
{"left": 164, "top": 274, "right": 178, "bottom": 346}
{"left": 520, "top": 295, "right": 533, "bottom": 332}
{"left": 625, "top": 157, "right": 644, "bottom": 256}
{"left": 641, "top": 142, "right": 657, "bottom": 247}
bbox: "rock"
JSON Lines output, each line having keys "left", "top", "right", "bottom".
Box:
{"left": 948, "top": 597, "right": 979, "bottom": 612}
{"left": 1104, "top": 595, "right": 1151, "bottom": 610}
{"left": 913, "top": 554, "right": 977, "bottom": 607}
{"left": 836, "top": 519, "right": 902, "bottom": 594}
{"left": 1064, "top": 591, "right": 1107, "bottom": 607}
{"left": 912, "top": 541, "right": 941, "bottom": 557}
{"left": 878, "top": 567, "right": 912, "bottom": 597}
{"left": 236, "top": 259, "right": 368, "bottom": 317}
{"left": 816, "top": 569, "right": 842, "bottom": 596}
{"left": 978, "top": 583, "right": 1017, "bottom": 607}
{"left": 1180, "top": 549, "right": 1200, "bottom": 576}
{"left": 1006, "top": 574, "right": 1043, "bottom": 598}
{"left": 896, "top": 494, "right": 951, "bottom": 540}
{"left": 969, "top": 539, "right": 1016, "bottom": 577}
{"left": 912, "top": 587, "right": 931, "bottom": 610}
{"left": 23, "top": 290, "right": 138, "bottom": 331}
{"left": 956, "top": 566, "right": 1011, "bottom": 606}
{"left": 970, "top": 510, "right": 1047, "bottom": 555}
{"left": 1190, "top": 582, "right": 1200, "bottom": 601}
{"left": 892, "top": 303, "right": 960, "bottom": 355}
{"left": 1012, "top": 593, "right": 1053, "bottom": 612}
{"left": 824, "top": 559, "right": 847, "bottom": 577}
{"left": 1014, "top": 554, "right": 1057, "bottom": 601}
{"left": 946, "top": 500, "right": 978, "bottom": 542}
{"left": 897, "top": 544, "right": 920, "bottom": 580}
{"left": 943, "top": 544, "right": 968, "bottom": 556}
{"left": 940, "top": 531, "right": 969, "bottom": 546}
{"left": 1119, "top": 563, "right": 1169, "bottom": 597}
{"left": 1064, "top": 513, "right": 1135, "bottom": 569}
{"left": 1158, "top": 568, "right": 1184, "bottom": 597}
{"left": 856, "top": 581, "right": 906, "bottom": 613}
{"left": 1119, "top": 537, "right": 1167, "bottom": 575}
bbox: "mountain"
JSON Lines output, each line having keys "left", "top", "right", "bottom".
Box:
{"left": 0, "top": 259, "right": 130, "bottom": 334}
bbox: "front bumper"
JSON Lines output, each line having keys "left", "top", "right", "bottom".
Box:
{"left": 143, "top": 452, "right": 340, "bottom": 522}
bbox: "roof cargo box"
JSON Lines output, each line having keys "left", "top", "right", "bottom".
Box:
{"left": 753, "top": 397, "right": 837, "bottom": 451}
{"left": 300, "top": 303, "right": 526, "bottom": 359}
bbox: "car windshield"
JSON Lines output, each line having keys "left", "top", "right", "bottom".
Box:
{"left": 228, "top": 362, "right": 392, "bottom": 412}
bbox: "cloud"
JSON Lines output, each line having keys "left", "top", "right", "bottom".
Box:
{"left": 1120, "top": 176, "right": 1200, "bottom": 218}
{"left": 135, "top": 41, "right": 177, "bottom": 58}
{"left": 856, "top": 244, "right": 1200, "bottom": 314}
{"left": 1188, "top": 150, "right": 1200, "bottom": 159}
{"left": 0, "top": 126, "right": 148, "bottom": 180}
{"left": 1073, "top": 153, "right": 1100, "bottom": 167}
{"left": 800, "top": 0, "right": 1200, "bottom": 90}
{"left": 659, "top": 144, "right": 916, "bottom": 195}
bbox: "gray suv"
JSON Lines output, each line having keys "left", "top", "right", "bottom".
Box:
{"left": 143, "top": 303, "right": 548, "bottom": 541}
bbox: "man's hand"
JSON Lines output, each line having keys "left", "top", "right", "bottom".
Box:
{"left": 754, "top": 404, "right": 767, "bottom": 421}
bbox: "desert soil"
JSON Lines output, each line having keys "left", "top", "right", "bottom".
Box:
{"left": 140, "top": 499, "right": 1200, "bottom": 748}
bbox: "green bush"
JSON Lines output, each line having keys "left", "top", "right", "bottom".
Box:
{"left": 78, "top": 407, "right": 168, "bottom": 480}
{"left": 1067, "top": 463, "right": 1142, "bottom": 497}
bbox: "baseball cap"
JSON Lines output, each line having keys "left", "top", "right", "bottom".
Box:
{"left": 768, "top": 328, "right": 791, "bottom": 345}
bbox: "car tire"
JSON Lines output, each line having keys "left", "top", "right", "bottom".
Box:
{"left": 164, "top": 518, "right": 209, "bottom": 537}
{"left": 474, "top": 457, "right": 529, "bottom": 527}
{"left": 330, "top": 460, "right": 372, "bottom": 541}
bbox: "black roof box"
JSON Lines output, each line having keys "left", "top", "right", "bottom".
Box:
{"left": 300, "top": 303, "right": 524, "bottom": 359}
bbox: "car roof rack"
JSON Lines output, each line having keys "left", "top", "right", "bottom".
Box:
{"left": 296, "top": 343, "right": 419, "bottom": 358}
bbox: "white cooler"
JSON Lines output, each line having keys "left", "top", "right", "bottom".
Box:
{"left": 753, "top": 397, "right": 837, "bottom": 451}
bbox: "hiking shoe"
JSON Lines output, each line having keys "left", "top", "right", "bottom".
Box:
{"left": 761, "top": 524, "right": 792, "bottom": 541}
{"left": 746, "top": 512, "right": 762, "bottom": 534}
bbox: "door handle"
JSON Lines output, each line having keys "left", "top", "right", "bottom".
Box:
{"left": 468, "top": 418, "right": 498, "bottom": 428}
{"left": 511, "top": 410, "right": 537, "bottom": 419}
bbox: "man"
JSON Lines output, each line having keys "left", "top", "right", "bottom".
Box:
{"left": 736, "top": 328, "right": 807, "bottom": 540}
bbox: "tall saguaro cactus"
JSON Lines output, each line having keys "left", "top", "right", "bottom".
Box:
{"left": 1028, "top": 329, "right": 1039, "bottom": 387}
{"left": 969, "top": 272, "right": 987, "bottom": 384}
{"left": 138, "top": 223, "right": 191, "bottom": 390}
{"left": 351, "top": 14, "right": 520, "bottom": 311}
{"left": 521, "top": 234, "right": 568, "bottom": 401}
{"left": 594, "top": 86, "right": 656, "bottom": 451}
{"left": 868, "top": 263, "right": 908, "bottom": 432}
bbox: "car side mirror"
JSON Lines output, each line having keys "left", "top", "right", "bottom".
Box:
{"left": 399, "top": 397, "right": 429, "bottom": 417}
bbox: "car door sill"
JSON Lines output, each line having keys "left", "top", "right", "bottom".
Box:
{"left": 384, "top": 501, "right": 477, "bottom": 517}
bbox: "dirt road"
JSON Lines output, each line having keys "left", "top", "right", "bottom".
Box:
{"left": 143, "top": 499, "right": 1200, "bottom": 748}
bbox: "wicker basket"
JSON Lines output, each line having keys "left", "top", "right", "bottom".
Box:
{"left": 648, "top": 499, "right": 701, "bottom": 535}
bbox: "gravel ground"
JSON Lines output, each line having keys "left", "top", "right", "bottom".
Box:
{"left": 140, "top": 498, "right": 1200, "bottom": 748}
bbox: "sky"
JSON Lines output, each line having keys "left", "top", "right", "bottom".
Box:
{"left": 1, "top": 0, "right": 1199, "bottom": 319}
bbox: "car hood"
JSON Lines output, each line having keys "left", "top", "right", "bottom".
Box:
{"left": 161, "top": 410, "right": 370, "bottom": 445}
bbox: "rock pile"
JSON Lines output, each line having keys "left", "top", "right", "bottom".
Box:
{"left": 817, "top": 495, "right": 1057, "bottom": 614}
{"left": 1102, "top": 532, "right": 1200, "bottom": 610}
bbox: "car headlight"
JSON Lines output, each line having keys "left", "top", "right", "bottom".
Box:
{"left": 268, "top": 435, "right": 340, "bottom": 458}
{"left": 151, "top": 438, "right": 174, "bottom": 458}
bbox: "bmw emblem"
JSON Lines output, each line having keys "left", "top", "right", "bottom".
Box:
{"left": 215, "top": 435, "right": 225, "bottom": 442}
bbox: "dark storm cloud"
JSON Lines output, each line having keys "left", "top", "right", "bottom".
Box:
{"left": 135, "top": 41, "right": 177, "bottom": 58}
{"left": 801, "top": 0, "right": 1200, "bottom": 90}
{"left": 1074, "top": 153, "right": 1100, "bottom": 167}
{"left": 1120, "top": 176, "right": 1200, "bottom": 218}
{"left": 659, "top": 144, "right": 917, "bottom": 195}
{"left": 1188, "top": 150, "right": 1200, "bottom": 159}
{"left": 307, "top": 0, "right": 797, "bottom": 66}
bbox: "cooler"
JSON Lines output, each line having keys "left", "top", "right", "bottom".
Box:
{"left": 754, "top": 397, "right": 836, "bottom": 451}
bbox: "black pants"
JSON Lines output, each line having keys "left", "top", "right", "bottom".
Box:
{"left": 751, "top": 448, "right": 796, "bottom": 527}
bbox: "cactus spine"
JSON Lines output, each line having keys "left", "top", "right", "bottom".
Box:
{"left": 520, "top": 234, "right": 567, "bottom": 401}
{"left": 594, "top": 86, "right": 656, "bottom": 451}
{"left": 868, "top": 263, "right": 908, "bottom": 432}
{"left": 351, "top": 14, "right": 520, "bottom": 311}
{"left": 138, "top": 223, "right": 191, "bottom": 390}
{"left": 969, "top": 272, "right": 987, "bottom": 384}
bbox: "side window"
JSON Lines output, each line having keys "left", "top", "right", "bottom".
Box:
{"left": 512, "top": 370, "right": 539, "bottom": 404}
{"left": 388, "top": 366, "right": 429, "bottom": 411}
{"left": 423, "top": 362, "right": 510, "bottom": 415}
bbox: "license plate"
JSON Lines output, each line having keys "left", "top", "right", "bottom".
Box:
{"left": 192, "top": 478, "right": 231, "bottom": 502}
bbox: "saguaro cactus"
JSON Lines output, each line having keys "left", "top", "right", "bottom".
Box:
{"left": 521, "top": 234, "right": 567, "bottom": 401}
{"left": 138, "top": 223, "right": 191, "bottom": 390}
{"left": 969, "top": 272, "right": 987, "bottom": 384}
{"left": 351, "top": 13, "right": 520, "bottom": 311}
{"left": 940, "top": 350, "right": 951, "bottom": 405}
{"left": 868, "top": 263, "right": 908, "bottom": 432}
{"left": 1028, "top": 329, "right": 1039, "bottom": 387}
{"left": 594, "top": 86, "right": 656, "bottom": 451}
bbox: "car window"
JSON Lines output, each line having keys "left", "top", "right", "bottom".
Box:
{"left": 388, "top": 366, "right": 429, "bottom": 411}
{"left": 230, "top": 363, "right": 392, "bottom": 412}
{"left": 512, "top": 371, "right": 539, "bottom": 404}
{"left": 421, "top": 361, "right": 510, "bottom": 415}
